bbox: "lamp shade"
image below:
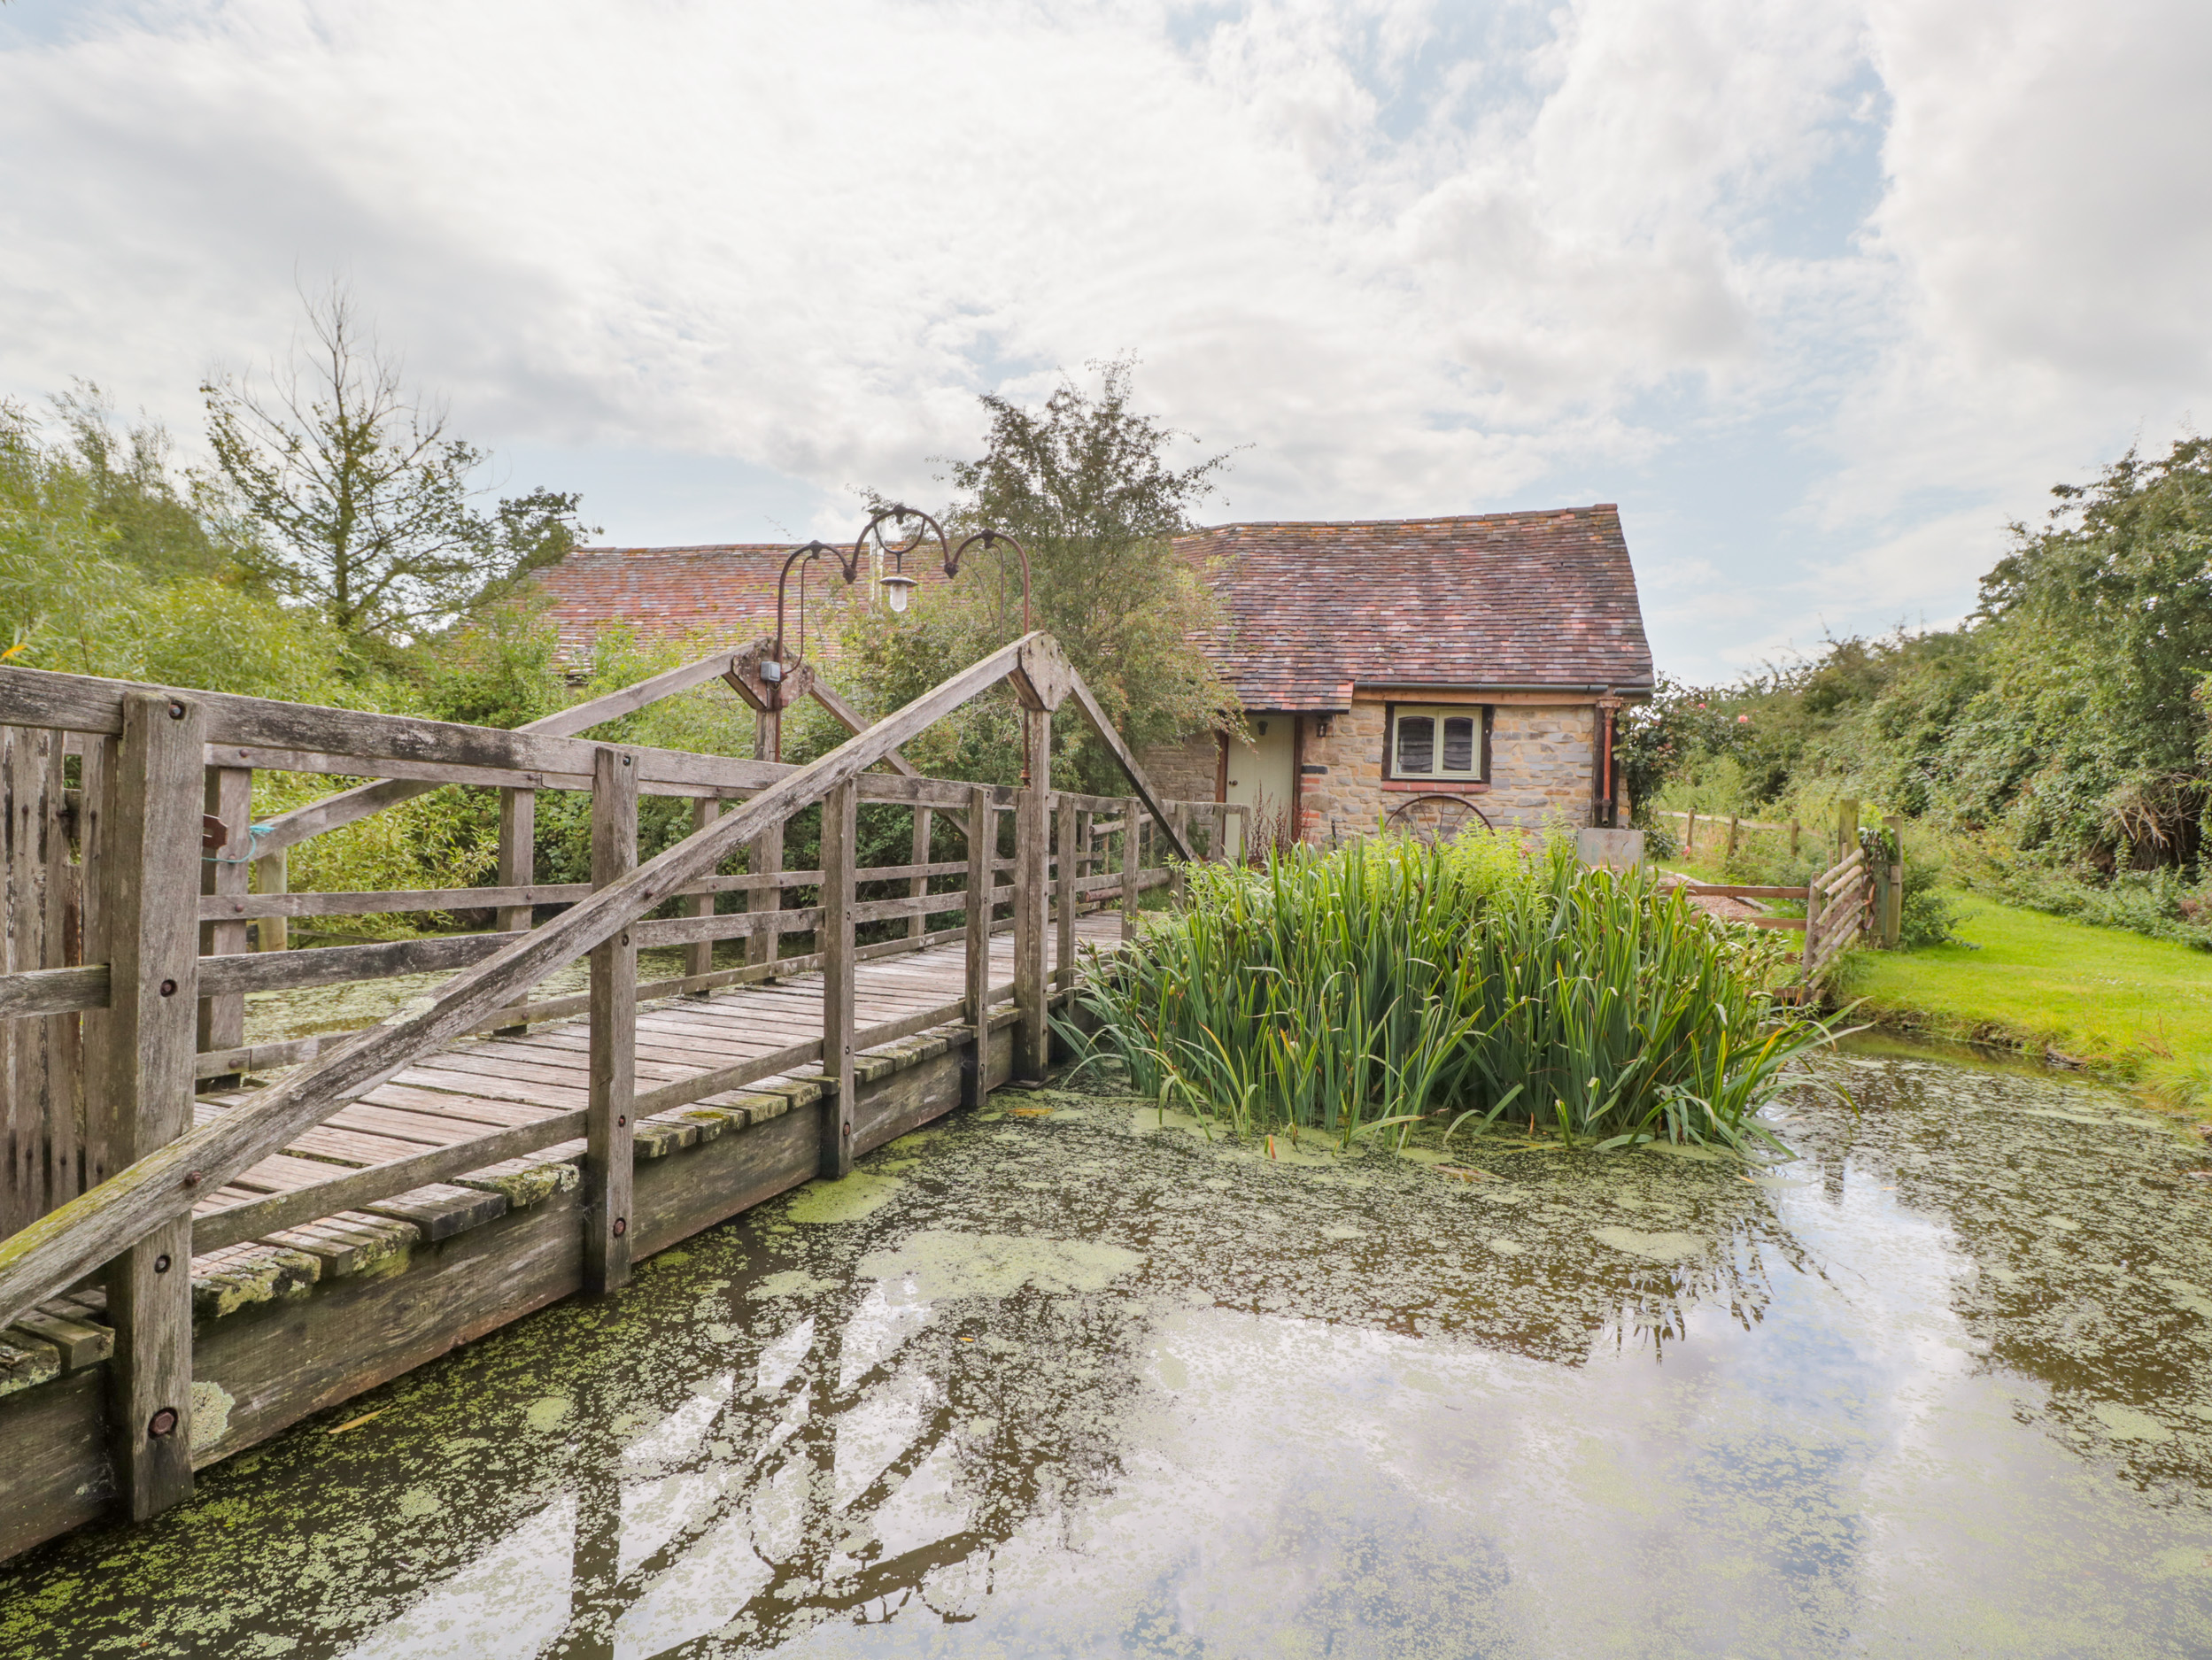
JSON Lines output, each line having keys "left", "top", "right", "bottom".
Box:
{"left": 881, "top": 573, "right": 919, "bottom": 614}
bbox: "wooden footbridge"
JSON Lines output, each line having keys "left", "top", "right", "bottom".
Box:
{"left": 0, "top": 633, "right": 1245, "bottom": 1561}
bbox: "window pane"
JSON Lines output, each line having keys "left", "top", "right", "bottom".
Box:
{"left": 1396, "top": 715, "right": 1434, "bottom": 774}
{"left": 1442, "top": 716, "right": 1474, "bottom": 773}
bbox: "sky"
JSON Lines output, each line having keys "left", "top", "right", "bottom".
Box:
{"left": 3, "top": 0, "right": 2208, "bottom": 683}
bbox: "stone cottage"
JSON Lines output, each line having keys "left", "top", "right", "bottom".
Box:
{"left": 1140, "top": 506, "right": 1653, "bottom": 842}
{"left": 531, "top": 506, "right": 1652, "bottom": 841}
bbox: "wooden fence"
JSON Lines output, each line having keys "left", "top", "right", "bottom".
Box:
{"left": 0, "top": 632, "right": 1235, "bottom": 1523}
{"left": 1672, "top": 838, "right": 1885, "bottom": 989}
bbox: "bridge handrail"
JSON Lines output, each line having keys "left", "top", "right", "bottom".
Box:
{"left": 0, "top": 631, "right": 1206, "bottom": 1330}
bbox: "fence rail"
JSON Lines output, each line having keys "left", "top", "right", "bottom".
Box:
{"left": 1672, "top": 835, "right": 1885, "bottom": 984}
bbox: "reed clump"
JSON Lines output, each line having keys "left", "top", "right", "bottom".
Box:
{"left": 1061, "top": 833, "right": 1836, "bottom": 1156}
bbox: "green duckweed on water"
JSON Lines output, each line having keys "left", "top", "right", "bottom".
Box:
{"left": 5, "top": 1049, "right": 2212, "bottom": 1656}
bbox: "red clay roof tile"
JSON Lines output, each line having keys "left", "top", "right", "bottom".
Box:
{"left": 1181, "top": 506, "right": 1652, "bottom": 709}
{"left": 533, "top": 505, "right": 1652, "bottom": 708}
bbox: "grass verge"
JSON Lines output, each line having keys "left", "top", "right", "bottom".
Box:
{"left": 1829, "top": 889, "right": 2212, "bottom": 1115}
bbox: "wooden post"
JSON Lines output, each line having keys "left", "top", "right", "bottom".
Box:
{"left": 1055, "top": 793, "right": 1076, "bottom": 992}
{"left": 746, "top": 704, "right": 783, "bottom": 977}
{"left": 1723, "top": 813, "right": 1740, "bottom": 861}
{"left": 1012, "top": 714, "right": 1051, "bottom": 1082}
{"left": 908, "top": 806, "right": 932, "bottom": 943}
{"left": 1684, "top": 809, "right": 1697, "bottom": 860}
{"left": 496, "top": 787, "right": 535, "bottom": 933}
{"left": 1168, "top": 801, "right": 1188, "bottom": 904}
{"left": 1836, "top": 798, "right": 1860, "bottom": 866}
{"left": 746, "top": 820, "right": 784, "bottom": 977}
{"left": 252, "top": 846, "right": 288, "bottom": 954}
{"left": 962, "top": 784, "right": 991, "bottom": 1108}
{"left": 88, "top": 691, "right": 204, "bottom": 1520}
{"left": 4, "top": 727, "right": 64, "bottom": 1233}
{"left": 1881, "top": 813, "right": 1905, "bottom": 948}
{"left": 1789, "top": 818, "right": 1801, "bottom": 859}
{"left": 197, "top": 765, "right": 251, "bottom": 1086}
{"left": 1800, "top": 870, "right": 1823, "bottom": 981}
{"left": 819, "top": 777, "right": 856, "bottom": 1177}
{"left": 491, "top": 788, "right": 535, "bottom": 1035}
{"left": 684, "top": 796, "right": 720, "bottom": 984}
{"left": 1120, "top": 794, "right": 1141, "bottom": 942}
{"left": 1076, "top": 808, "right": 1094, "bottom": 912}
{"left": 585, "top": 746, "right": 637, "bottom": 1293}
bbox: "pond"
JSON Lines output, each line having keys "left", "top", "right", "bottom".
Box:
{"left": 6, "top": 1048, "right": 2212, "bottom": 1657}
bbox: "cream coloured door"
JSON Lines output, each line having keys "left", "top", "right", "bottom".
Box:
{"left": 1224, "top": 716, "right": 1295, "bottom": 853}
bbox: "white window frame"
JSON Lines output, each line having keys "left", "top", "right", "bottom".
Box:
{"left": 1388, "top": 704, "right": 1487, "bottom": 782}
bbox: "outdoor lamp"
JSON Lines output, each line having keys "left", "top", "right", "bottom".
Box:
{"left": 769, "top": 504, "right": 947, "bottom": 706}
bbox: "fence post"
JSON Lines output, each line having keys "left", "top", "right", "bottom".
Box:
{"left": 88, "top": 691, "right": 204, "bottom": 1521}
{"left": 585, "top": 746, "right": 638, "bottom": 1293}
{"left": 1012, "top": 715, "right": 1051, "bottom": 1082}
{"left": 962, "top": 784, "right": 991, "bottom": 1108}
{"left": 1881, "top": 813, "right": 1905, "bottom": 947}
{"left": 252, "top": 846, "right": 288, "bottom": 954}
{"left": 1836, "top": 797, "right": 1860, "bottom": 866}
{"left": 1120, "top": 795, "right": 1141, "bottom": 941}
{"left": 748, "top": 705, "right": 783, "bottom": 977}
{"left": 4, "top": 726, "right": 66, "bottom": 1233}
{"left": 1055, "top": 793, "right": 1076, "bottom": 992}
{"left": 819, "top": 777, "right": 856, "bottom": 1177}
{"left": 1684, "top": 809, "right": 1697, "bottom": 860}
{"left": 906, "top": 807, "right": 932, "bottom": 944}
{"left": 496, "top": 787, "right": 535, "bottom": 933}
{"left": 1168, "top": 801, "right": 1188, "bottom": 905}
{"left": 1789, "top": 818, "right": 1801, "bottom": 859}
{"left": 746, "top": 815, "right": 784, "bottom": 977}
{"left": 1800, "top": 868, "right": 1823, "bottom": 982}
{"left": 491, "top": 787, "right": 535, "bottom": 1036}
{"left": 684, "top": 796, "right": 720, "bottom": 984}
{"left": 1723, "top": 813, "right": 1740, "bottom": 862}
{"left": 197, "top": 765, "right": 251, "bottom": 1088}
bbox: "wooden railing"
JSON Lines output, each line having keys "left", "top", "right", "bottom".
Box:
{"left": 1674, "top": 842, "right": 1874, "bottom": 987}
{"left": 0, "top": 631, "right": 1223, "bottom": 1519}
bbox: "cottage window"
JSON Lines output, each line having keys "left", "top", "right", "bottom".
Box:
{"left": 1388, "top": 705, "right": 1486, "bottom": 781}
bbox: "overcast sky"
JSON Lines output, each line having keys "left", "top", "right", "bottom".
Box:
{"left": 4, "top": 0, "right": 2208, "bottom": 682}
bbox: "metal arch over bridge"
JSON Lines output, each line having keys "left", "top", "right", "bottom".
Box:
{"left": 0, "top": 631, "right": 1252, "bottom": 1559}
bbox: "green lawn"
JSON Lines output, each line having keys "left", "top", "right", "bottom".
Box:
{"left": 1835, "top": 891, "right": 2212, "bottom": 1113}
{"left": 1657, "top": 856, "right": 2212, "bottom": 1111}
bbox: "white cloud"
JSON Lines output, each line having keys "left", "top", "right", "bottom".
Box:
{"left": 1, "top": 0, "right": 2207, "bottom": 677}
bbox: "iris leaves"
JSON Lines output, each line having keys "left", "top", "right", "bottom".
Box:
{"left": 1059, "top": 833, "right": 1839, "bottom": 1156}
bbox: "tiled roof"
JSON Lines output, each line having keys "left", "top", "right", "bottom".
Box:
{"left": 1179, "top": 506, "right": 1653, "bottom": 710}
{"left": 529, "top": 544, "right": 852, "bottom": 660}
{"left": 533, "top": 506, "right": 1653, "bottom": 708}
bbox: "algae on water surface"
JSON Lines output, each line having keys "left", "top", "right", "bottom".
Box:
{"left": 4, "top": 1054, "right": 2212, "bottom": 1656}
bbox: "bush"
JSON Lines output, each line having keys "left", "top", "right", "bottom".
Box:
{"left": 1062, "top": 833, "right": 1840, "bottom": 1157}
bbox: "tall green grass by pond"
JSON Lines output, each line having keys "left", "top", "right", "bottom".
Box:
{"left": 1062, "top": 834, "right": 1839, "bottom": 1156}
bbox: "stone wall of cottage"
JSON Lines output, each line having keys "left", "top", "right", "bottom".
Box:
{"left": 1296, "top": 699, "right": 1597, "bottom": 842}
{"left": 1132, "top": 730, "right": 1221, "bottom": 806}
{"left": 1136, "top": 704, "right": 1600, "bottom": 845}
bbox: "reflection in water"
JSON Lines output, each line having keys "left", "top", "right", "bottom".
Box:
{"left": 5, "top": 1056, "right": 2212, "bottom": 1657}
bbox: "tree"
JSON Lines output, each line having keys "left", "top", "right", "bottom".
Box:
{"left": 844, "top": 357, "right": 1239, "bottom": 791}
{"left": 204, "top": 286, "right": 594, "bottom": 638}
